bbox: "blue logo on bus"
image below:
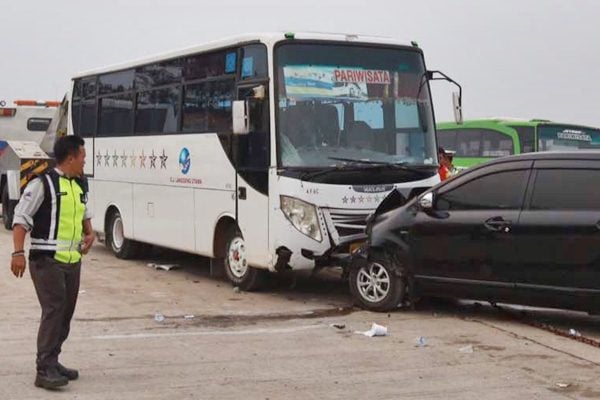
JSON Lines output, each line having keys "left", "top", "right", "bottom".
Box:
{"left": 179, "top": 148, "right": 191, "bottom": 174}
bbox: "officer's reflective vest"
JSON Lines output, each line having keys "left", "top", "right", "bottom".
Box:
{"left": 29, "top": 170, "right": 87, "bottom": 264}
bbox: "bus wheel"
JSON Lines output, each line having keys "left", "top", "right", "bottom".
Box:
{"left": 2, "top": 185, "right": 16, "bottom": 231}
{"left": 106, "top": 210, "right": 139, "bottom": 259}
{"left": 224, "top": 228, "right": 264, "bottom": 291}
{"left": 349, "top": 253, "right": 405, "bottom": 312}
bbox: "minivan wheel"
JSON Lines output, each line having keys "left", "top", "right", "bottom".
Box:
{"left": 223, "top": 228, "right": 265, "bottom": 291}
{"left": 349, "top": 255, "right": 405, "bottom": 312}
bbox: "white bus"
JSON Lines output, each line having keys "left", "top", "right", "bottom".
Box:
{"left": 69, "top": 32, "right": 461, "bottom": 290}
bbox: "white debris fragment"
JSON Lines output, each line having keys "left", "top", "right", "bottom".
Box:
{"left": 569, "top": 329, "right": 581, "bottom": 337}
{"left": 355, "top": 323, "right": 388, "bottom": 337}
{"left": 415, "top": 336, "right": 428, "bottom": 347}
{"left": 184, "top": 315, "right": 195, "bottom": 319}
{"left": 555, "top": 382, "right": 571, "bottom": 389}
{"left": 459, "top": 345, "right": 474, "bottom": 353}
{"left": 154, "top": 313, "right": 165, "bottom": 322}
{"left": 78, "top": 290, "right": 86, "bottom": 294}
{"left": 147, "top": 263, "right": 180, "bottom": 271}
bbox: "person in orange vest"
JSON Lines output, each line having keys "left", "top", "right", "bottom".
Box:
{"left": 438, "top": 147, "right": 451, "bottom": 181}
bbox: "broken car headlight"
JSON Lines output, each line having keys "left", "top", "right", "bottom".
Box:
{"left": 280, "top": 195, "right": 322, "bottom": 242}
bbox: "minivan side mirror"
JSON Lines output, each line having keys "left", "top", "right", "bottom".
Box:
{"left": 418, "top": 192, "right": 434, "bottom": 210}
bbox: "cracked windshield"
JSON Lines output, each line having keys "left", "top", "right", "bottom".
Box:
{"left": 275, "top": 43, "right": 436, "bottom": 168}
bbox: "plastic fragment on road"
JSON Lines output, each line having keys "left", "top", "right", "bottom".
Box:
{"left": 154, "top": 313, "right": 165, "bottom": 322}
{"left": 415, "top": 336, "right": 427, "bottom": 347}
{"left": 184, "top": 314, "right": 195, "bottom": 319}
{"left": 355, "top": 323, "right": 388, "bottom": 337}
{"left": 569, "top": 328, "right": 582, "bottom": 337}
{"left": 459, "top": 345, "right": 474, "bottom": 353}
{"left": 147, "top": 263, "right": 180, "bottom": 271}
{"left": 555, "top": 382, "right": 571, "bottom": 388}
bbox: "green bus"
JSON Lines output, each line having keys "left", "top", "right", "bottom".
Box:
{"left": 437, "top": 118, "right": 600, "bottom": 169}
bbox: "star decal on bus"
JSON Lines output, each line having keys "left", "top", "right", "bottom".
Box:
{"left": 104, "top": 150, "right": 110, "bottom": 167}
{"left": 121, "top": 151, "right": 128, "bottom": 167}
{"left": 96, "top": 151, "right": 102, "bottom": 166}
{"left": 130, "top": 150, "right": 136, "bottom": 167}
{"left": 149, "top": 150, "right": 157, "bottom": 169}
{"left": 159, "top": 149, "right": 168, "bottom": 169}
{"left": 139, "top": 150, "right": 146, "bottom": 168}
{"left": 112, "top": 150, "right": 119, "bottom": 167}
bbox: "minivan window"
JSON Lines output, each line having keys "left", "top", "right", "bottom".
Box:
{"left": 437, "top": 170, "right": 529, "bottom": 210}
{"left": 530, "top": 169, "right": 600, "bottom": 210}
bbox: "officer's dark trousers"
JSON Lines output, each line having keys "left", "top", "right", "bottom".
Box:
{"left": 29, "top": 256, "right": 81, "bottom": 372}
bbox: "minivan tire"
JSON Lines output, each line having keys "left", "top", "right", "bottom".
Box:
{"left": 349, "top": 253, "right": 405, "bottom": 312}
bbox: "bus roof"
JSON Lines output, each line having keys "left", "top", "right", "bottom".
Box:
{"left": 437, "top": 118, "right": 600, "bottom": 131}
{"left": 73, "top": 32, "right": 416, "bottom": 79}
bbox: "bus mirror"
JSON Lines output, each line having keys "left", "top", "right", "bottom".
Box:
{"left": 452, "top": 92, "right": 463, "bottom": 124}
{"left": 252, "top": 85, "right": 266, "bottom": 100}
{"left": 232, "top": 100, "right": 250, "bottom": 135}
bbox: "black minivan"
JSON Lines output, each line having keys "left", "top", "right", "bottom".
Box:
{"left": 350, "top": 151, "right": 600, "bottom": 312}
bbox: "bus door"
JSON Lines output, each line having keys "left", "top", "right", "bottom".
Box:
{"left": 234, "top": 83, "right": 271, "bottom": 267}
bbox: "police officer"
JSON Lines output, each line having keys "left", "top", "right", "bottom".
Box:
{"left": 10, "top": 135, "right": 95, "bottom": 390}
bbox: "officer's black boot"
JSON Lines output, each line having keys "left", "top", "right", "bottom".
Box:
{"left": 34, "top": 366, "right": 69, "bottom": 389}
{"left": 57, "top": 363, "right": 79, "bottom": 380}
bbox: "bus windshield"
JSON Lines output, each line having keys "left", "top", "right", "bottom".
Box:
{"left": 275, "top": 43, "right": 436, "bottom": 169}
{"left": 538, "top": 125, "right": 600, "bottom": 151}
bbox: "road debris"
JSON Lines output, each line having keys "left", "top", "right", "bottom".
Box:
{"left": 147, "top": 263, "right": 180, "bottom": 271}
{"left": 569, "top": 329, "right": 582, "bottom": 337}
{"left": 459, "top": 345, "right": 474, "bottom": 353}
{"left": 356, "top": 323, "right": 388, "bottom": 337}
{"left": 154, "top": 313, "right": 165, "bottom": 322}
{"left": 415, "top": 336, "right": 428, "bottom": 347}
{"left": 330, "top": 323, "right": 346, "bottom": 330}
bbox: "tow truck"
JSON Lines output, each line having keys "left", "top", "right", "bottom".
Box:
{"left": 0, "top": 99, "right": 67, "bottom": 229}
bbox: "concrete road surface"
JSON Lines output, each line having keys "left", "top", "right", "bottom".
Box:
{"left": 1, "top": 227, "right": 599, "bottom": 399}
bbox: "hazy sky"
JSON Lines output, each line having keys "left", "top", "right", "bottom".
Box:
{"left": 2, "top": 0, "right": 599, "bottom": 126}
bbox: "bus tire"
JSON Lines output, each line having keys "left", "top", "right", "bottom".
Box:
{"left": 349, "top": 252, "right": 405, "bottom": 312}
{"left": 223, "top": 227, "right": 265, "bottom": 291}
{"left": 2, "top": 185, "right": 16, "bottom": 231}
{"left": 106, "top": 210, "right": 139, "bottom": 259}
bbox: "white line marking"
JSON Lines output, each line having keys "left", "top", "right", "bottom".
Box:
{"left": 92, "top": 324, "right": 325, "bottom": 340}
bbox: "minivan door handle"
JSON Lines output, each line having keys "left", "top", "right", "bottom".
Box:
{"left": 484, "top": 217, "right": 512, "bottom": 233}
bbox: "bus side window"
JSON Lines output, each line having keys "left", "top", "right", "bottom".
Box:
{"left": 481, "top": 129, "right": 514, "bottom": 157}
{"left": 437, "top": 129, "right": 457, "bottom": 153}
{"left": 455, "top": 129, "right": 482, "bottom": 157}
{"left": 509, "top": 125, "right": 535, "bottom": 153}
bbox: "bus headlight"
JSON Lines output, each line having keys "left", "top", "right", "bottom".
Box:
{"left": 280, "top": 196, "right": 323, "bottom": 242}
